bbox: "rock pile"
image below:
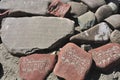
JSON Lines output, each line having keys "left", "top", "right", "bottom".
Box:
{"left": 0, "top": 0, "right": 120, "bottom": 80}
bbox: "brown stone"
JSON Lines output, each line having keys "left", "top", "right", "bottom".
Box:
{"left": 54, "top": 43, "right": 92, "bottom": 80}
{"left": 89, "top": 43, "right": 120, "bottom": 71}
{"left": 19, "top": 54, "right": 56, "bottom": 80}
{"left": 48, "top": 0, "right": 70, "bottom": 17}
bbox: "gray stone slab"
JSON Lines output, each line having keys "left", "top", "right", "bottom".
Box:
{"left": 105, "top": 14, "right": 120, "bottom": 29}
{"left": 0, "top": 0, "right": 51, "bottom": 16}
{"left": 110, "top": 30, "right": 120, "bottom": 44}
{"left": 70, "top": 22, "right": 112, "bottom": 43}
{"left": 78, "top": 11, "right": 96, "bottom": 30}
{"left": 1, "top": 16, "right": 74, "bottom": 55}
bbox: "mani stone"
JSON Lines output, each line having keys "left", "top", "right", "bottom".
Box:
{"left": 89, "top": 43, "right": 120, "bottom": 71}
{"left": 48, "top": 0, "right": 70, "bottom": 17}
{"left": 95, "top": 5, "right": 113, "bottom": 22}
{"left": 70, "top": 22, "right": 112, "bottom": 44}
{"left": 105, "top": 14, "right": 120, "bottom": 29}
{"left": 1, "top": 17, "right": 74, "bottom": 55}
{"left": 110, "top": 30, "right": 120, "bottom": 44}
{"left": 0, "top": 0, "right": 50, "bottom": 16}
{"left": 67, "top": 2, "right": 88, "bottom": 18}
{"left": 54, "top": 43, "right": 92, "bottom": 80}
{"left": 80, "top": 0, "right": 106, "bottom": 10}
{"left": 19, "top": 54, "right": 56, "bottom": 80}
{"left": 78, "top": 11, "right": 96, "bottom": 30}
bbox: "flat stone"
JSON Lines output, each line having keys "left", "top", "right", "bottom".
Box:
{"left": 95, "top": 5, "right": 113, "bottom": 22}
{"left": 110, "top": 30, "right": 120, "bottom": 44}
{"left": 70, "top": 22, "right": 112, "bottom": 44}
{"left": 54, "top": 43, "right": 92, "bottom": 80}
{"left": 105, "top": 14, "right": 120, "bottom": 29}
{"left": 1, "top": 17, "right": 74, "bottom": 55}
{"left": 78, "top": 11, "right": 96, "bottom": 30}
{"left": 89, "top": 43, "right": 120, "bottom": 71}
{"left": 0, "top": 0, "right": 50, "bottom": 16}
{"left": 19, "top": 54, "right": 56, "bottom": 80}
{"left": 80, "top": 0, "right": 106, "bottom": 10}
{"left": 48, "top": 0, "right": 70, "bottom": 17}
{"left": 67, "top": 2, "right": 88, "bottom": 18}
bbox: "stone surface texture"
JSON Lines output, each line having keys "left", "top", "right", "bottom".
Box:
{"left": 19, "top": 54, "right": 56, "bottom": 80}
{"left": 0, "top": 0, "right": 51, "bottom": 16}
{"left": 48, "top": 0, "right": 70, "bottom": 17}
{"left": 110, "top": 30, "right": 120, "bottom": 44}
{"left": 68, "top": 2, "right": 88, "bottom": 18}
{"left": 54, "top": 43, "right": 92, "bottom": 80}
{"left": 78, "top": 11, "right": 96, "bottom": 30}
{"left": 70, "top": 22, "right": 112, "bottom": 43}
{"left": 105, "top": 14, "right": 120, "bottom": 29}
{"left": 80, "top": 0, "right": 106, "bottom": 10}
{"left": 89, "top": 43, "right": 120, "bottom": 71}
{"left": 1, "top": 17, "right": 74, "bottom": 55}
{"left": 95, "top": 5, "right": 113, "bottom": 22}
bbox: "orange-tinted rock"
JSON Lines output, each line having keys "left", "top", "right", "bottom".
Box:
{"left": 89, "top": 43, "right": 120, "bottom": 71}
{"left": 48, "top": 0, "right": 70, "bottom": 17}
{"left": 19, "top": 54, "right": 56, "bottom": 80}
{"left": 54, "top": 43, "right": 92, "bottom": 80}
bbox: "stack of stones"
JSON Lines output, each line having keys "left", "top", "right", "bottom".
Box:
{"left": 0, "top": 0, "right": 120, "bottom": 80}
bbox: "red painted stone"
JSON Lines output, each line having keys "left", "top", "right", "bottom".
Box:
{"left": 89, "top": 43, "right": 120, "bottom": 71}
{"left": 54, "top": 43, "right": 92, "bottom": 80}
{"left": 19, "top": 54, "right": 56, "bottom": 80}
{"left": 48, "top": 0, "right": 70, "bottom": 17}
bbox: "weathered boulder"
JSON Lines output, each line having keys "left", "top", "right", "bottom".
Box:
{"left": 54, "top": 43, "right": 92, "bottom": 80}
{"left": 0, "top": 0, "right": 51, "bottom": 16}
{"left": 110, "top": 30, "right": 120, "bottom": 44}
{"left": 1, "top": 16, "right": 74, "bottom": 55}
{"left": 80, "top": 0, "right": 106, "bottom": 10}
{"left": 89, "top": 43, "right": 120, "bottom": 71}
{"left": 70, "top": 22, "right": 112, "bottom": 44}
{"left": 67, "top": 1, "right": 88, "bottom": 18}
{"left": 19, "top": 54, "right": 56, "bottom": 80}
{"left": 78, "top": 11, "right": 96, "bottom": 30}
{"left": 95, "top": 5, "right": 113, "bottom": 22}
{"left": 105, "top": 14, "right": 120, "bottom": 29}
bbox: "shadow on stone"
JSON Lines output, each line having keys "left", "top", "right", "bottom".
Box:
{"left": 85, "top": 60, "right": 101, "bottom": 80}
{"left": 0, "top": 38, "right": 2, "bottom": 44}
{"left": 0, "top": 63, "right": 4, "bottom": 79}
